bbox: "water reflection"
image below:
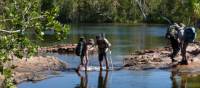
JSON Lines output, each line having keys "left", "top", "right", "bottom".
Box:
{"left": 171, "top": 71, "right": 179, "bottom": 88}
{"left": 171, "top": 71, "right": 188, "bottom": 88}
{"left": 75, "top": 71, "right": 109, "bottom": 88}
{"left": 75, "top": 71, "right": 88, "bottom": 88}
{"left": 171, "top": 70, "right": 200, "bottom": 88}
{"left": 98, "top": 71, "right": 109, "bottom": 88}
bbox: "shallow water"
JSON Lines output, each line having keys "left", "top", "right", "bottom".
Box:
{"left": 17, "top": 24, "right": 200, "bottom": 88}
{"left": 18, "top": 70, "right": 172, "bottom": 88}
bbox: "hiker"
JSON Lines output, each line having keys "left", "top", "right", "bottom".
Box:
{"left": 76, "top": 37, "right": 87, "bottom": 73}
{"left": 166, "top": 23, "right": 181, "bottom": 62}
{"left": 76, "top": 37, "right": 95, "bottom": 73}
{"left": 180, "top": 26, "right": 196, "bottom": 64}
{"left": 166, "top": 23, "right": 196, "bottom": 64}
{"left": 96, "top": 33, "right": 111, "bottom": 71}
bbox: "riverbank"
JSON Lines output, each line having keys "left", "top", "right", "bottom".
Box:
{"left": 13, "top": 56, "right": 68, "bottom": 84}
{"left": 39, "top": 44, "right": 76, "bottom": 54}
{"left": 123, "top": 42, "right": 200, "bottom": 76}
{"left": 39, "top": 44, "right": 97, "bottom": 54}
{"left": 0, "top": 55, "right": 68, "bottom": 87}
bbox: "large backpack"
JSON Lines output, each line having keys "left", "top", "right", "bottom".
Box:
{"left": 183, "top": 27, "right": 196, "bottom": 43}
{"left": 75, "top": 41, "right": 85, "bottom": 56}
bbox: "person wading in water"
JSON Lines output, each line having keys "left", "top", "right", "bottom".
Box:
{"left": 76, "top": 37, "right": 87, "bottom": 74}
{"left": 96, "top": 33, "right": 111, "bottom": 71}
{"left": 76, "top": 37, "right": 95, "bottom": 74}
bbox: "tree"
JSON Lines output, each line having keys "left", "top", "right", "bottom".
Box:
{"left": 0, "top": 0, "right": 69, "bottom": 87}
{"left": 191, "top": 0, "right": 200, "bottom": 20}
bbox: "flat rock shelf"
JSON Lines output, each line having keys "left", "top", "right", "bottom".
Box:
{"left": 123, "top": 43, "right": 200, "bottom": 76}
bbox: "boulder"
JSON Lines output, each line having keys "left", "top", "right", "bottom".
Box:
{"left": 12, "top": 56, "right": 68, "bottom": 84}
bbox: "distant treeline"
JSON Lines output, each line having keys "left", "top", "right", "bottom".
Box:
{"left": 43, "top": 0, "right": 200, "bottom": 25}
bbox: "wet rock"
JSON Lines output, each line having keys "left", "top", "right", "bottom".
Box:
{"left": 153, "top": 58, "right": 162, "bottom": 62}
{"left": 171, "top": 60, "right": 200, "bottom": 77}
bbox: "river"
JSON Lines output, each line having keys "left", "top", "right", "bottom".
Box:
{"left": 18, "top": 24, "right": 200, "bottom": 88}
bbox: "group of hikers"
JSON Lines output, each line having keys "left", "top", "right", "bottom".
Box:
{"left": 75, "top": 22, "right": 196, "bottom": 74}
{"left": 75, "top": 33, "right": 111, "bottom": 73}
{"left": 166, "top": 22, "right": 196, "bottom": 65}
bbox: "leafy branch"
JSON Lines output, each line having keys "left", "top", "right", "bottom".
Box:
{"left": 0, "top": 0, "right": 70, "bottom": 87}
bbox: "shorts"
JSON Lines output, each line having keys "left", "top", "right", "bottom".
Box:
{"left": 98, "top": 52, "right": 106, "bottom": 62}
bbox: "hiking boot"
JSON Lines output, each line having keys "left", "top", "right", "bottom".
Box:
{"left": 179, "top": 60, "right": 188, "bottom": 65}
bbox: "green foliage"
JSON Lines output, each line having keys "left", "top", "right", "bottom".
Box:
{"left": 3, "top": 69, "right": 15, "bottom": 88}
{"left": 0, "top": 0, "right": 69, "bottom": 87}
{"left": 192, "top": 0, "right": 200, "bottom": 18}
{"left": 57, "top": 0, "right": 200, "bottom": 24}
{"left": 0, "top": 0, "right": 69, "bottom": 59}
{"left": 58, "top": 0, "right": 142, "bottom": 23}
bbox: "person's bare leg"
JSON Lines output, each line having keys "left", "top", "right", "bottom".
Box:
{"left": 76, "top": 56, "right": 84, "bottom": 75}
{"left": 105, "top": 55, "right": 109, "bottom": 70}
{"left": 99, "top": 61, "right": 103, "bottom": 71}
{"left": 85, "top": 55, "right": 88, "bottom": 71}
{"left": 180, "top": 42, "right": 188, "bottom": 65}
{"left": 76, "top": 64, "right": 82, "bottom": 76}
{"left": 170, "top": 39, "right": 180, "bottom": 62}
{"left": 99, "top": 53, "right": 103, "bottom": 71}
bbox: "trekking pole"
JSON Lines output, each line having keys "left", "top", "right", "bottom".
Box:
{"left": 109, "top": 49, "right": 114, "bottom": 70}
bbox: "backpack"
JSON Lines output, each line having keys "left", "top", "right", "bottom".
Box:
{"left": 177, "top": 28, "right": 184, "bottom": 41}
{"left": 166, "top": 25, "right": 178, "bottom": 40}
{"left": 183, "top": 27, "right": 196, "bottom": 43}
{"left": 75, "top": 41, "right": 85, "bottom": 56}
